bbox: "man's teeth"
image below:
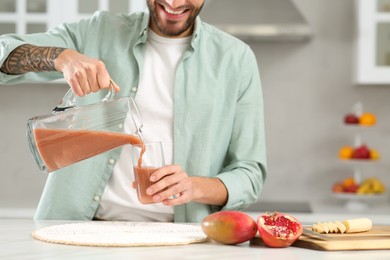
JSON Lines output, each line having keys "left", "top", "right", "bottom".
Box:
{"left": 164, "top": 6, "right": 185, "bottom": 15}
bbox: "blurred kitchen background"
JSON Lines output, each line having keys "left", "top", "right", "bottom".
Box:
{"left": 0, "top": 0, "right": 389, "bottom": 218}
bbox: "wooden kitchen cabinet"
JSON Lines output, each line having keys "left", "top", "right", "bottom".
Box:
{"left": 356, "top": 0, "right": 390, "bottom": 84}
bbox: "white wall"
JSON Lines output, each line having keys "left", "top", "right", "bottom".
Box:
{"left": 0, "top": 84, "right": 67, "bottom": 216}
{"left": 252, "top": 0, "right": 390, "bottom": 209}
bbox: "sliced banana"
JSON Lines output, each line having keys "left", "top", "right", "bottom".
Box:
{"left": 317, "top": 222, "right": 329, "bottom": 233}
{"left": 322, "top": 222, "right": 333, "bottom": 233}
{"left": 334, "top": 221, "right": 347, "bottom": 234}
{"left": 311, "top": 218, "right": 372, "bottom": 234}
{"left": 312, "top": 223, "right": 323, "bottom": 233}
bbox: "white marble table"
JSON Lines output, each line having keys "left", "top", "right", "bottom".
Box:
{"left": 1, "top": 216, "right": 390, "bottom": 260}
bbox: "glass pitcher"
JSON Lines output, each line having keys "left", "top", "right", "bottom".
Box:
{"left": 26, "top": 88, "right": 143, "bottom": 173}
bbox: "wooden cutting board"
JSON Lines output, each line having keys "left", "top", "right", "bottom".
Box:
{"left": 250, "top": 226, "right": 390, "bottom": 251}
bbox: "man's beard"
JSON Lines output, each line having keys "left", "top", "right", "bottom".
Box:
{"left": 147, "top": 0, "right": 204, "bottom": 37}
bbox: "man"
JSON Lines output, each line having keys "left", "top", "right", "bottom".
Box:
{"left": 0, "top": 0, "right": 267, "bottom": 222}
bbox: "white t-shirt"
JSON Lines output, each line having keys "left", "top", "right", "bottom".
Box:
{"left": 94, "top": 29, "right": 191, "bottom": 221}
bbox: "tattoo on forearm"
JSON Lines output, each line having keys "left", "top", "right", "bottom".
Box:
{"left": 0, "top": 44, "right": 66, "bottom": 75}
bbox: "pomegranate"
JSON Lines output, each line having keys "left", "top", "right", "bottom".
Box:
{"left": 257, "top": 212, "right": 303, "bottom": 248}
{"left": 201, "top": 211, "right": 257, "bottom": 245}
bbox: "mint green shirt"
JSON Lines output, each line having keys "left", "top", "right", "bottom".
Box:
{"left": 0, "top": 11, "right": 267, "bottom": 222}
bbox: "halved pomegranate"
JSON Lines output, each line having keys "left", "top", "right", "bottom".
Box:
{"left": 257, "top": 212, "right": 303, "bottom": 248}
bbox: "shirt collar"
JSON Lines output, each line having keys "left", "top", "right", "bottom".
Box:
{"left": 190, "top": 16, "right": 201, "bottom": 48}
{"left": 139, "top": 11, "right": 150, "bottom": 40}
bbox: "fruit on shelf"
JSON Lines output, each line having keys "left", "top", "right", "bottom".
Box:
{"left": 338, "top": 144, "right": 379, "bottom": 160}
{"left": 351, "top": 144, "right": 371, "bottom": 159}
{"left": 342, "top": 177, "right": 359, "bottom": 193}
{"left": 369, "top": 149, "right": 380, "bottom": 160}
{"left": 343, "top": 110, "right": 377, "bottom": 126}
{"left": 342, "top": 177, "right": 356, "bottom": 187}
{"left": 357, "top": 177, "right": 386, "bottom": 195}
{"left": 344, "top": 183, "right": 359, "bottom": 193}
{"left": 332, "top": 177, "right": 386, "bottom": 195}
{"left": 344, "top": 113, "right": 360, "bottom": 124}
{"left": 332, "top": 183, "right": 344, "bottom": 193}
{"left": 338, "top": 146, "right": 354, "bottom": 160}
{"left": 359, "top": 112, "right": 376, "bottom": 126}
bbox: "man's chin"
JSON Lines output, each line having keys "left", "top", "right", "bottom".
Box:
{"left": 156, "top": 23, "right": 192, "bottom": 37}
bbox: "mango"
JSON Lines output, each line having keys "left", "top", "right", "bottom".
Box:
{"left": 201, "top": 211, "right": 257, "bottom": 245}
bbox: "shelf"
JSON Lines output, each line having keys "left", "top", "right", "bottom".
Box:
{"left": 341, "top": 125, "right": 376, "bottom": 130}
{"left": 340, "top": 160, "right": 379, "bottom": 164}
{"left": 375, "top": 14, "right": 390, "bottom": 22}
{"left": 333, "top": 192, "right": 387, "bottom": 200}
{"left": 333, "top": 192, "right": 388, "bottom": 211}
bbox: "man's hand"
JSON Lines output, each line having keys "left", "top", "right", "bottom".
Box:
{"left": 1, "top": 44, "right": 120, "bottom": 96}
{"left": 145, "top": 165, "right": 193, "bottom": 206}
{"left": 136, "top": 164, "right": 228, "bottom": 207}
{"left": 54, "top": 49, "right": 120, "bottom": 96}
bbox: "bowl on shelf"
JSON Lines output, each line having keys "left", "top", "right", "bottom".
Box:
{"left": 332, "top": 192, "right": 388, "bottom": 211}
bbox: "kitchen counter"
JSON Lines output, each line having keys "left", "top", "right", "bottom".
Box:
{"left": 1, "top": 214, "right": 390, "bottom": 260}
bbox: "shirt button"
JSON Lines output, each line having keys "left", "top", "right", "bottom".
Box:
{"left": 131, "top": 87, "right": 137, "bottom": 92}
{"left": 109, "top": 159, "right": 115, "bottom": 165}
{"left": 118, "top": 124, "right": 123, "bottom": 129}
{"left": 94, "top": 196, "right": 100, "bottom": 202}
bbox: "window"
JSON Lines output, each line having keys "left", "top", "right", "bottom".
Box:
{"left": 0, "top": 0, "right": 146, "bottom": 34}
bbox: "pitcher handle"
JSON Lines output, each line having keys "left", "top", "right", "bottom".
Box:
{"left": 52, "top": 80, "right": 116, "bottom": 112}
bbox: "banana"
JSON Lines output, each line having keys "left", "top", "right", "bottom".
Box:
{"left": 356, "top": 178, "right": 386, "bottom": 195}
{"left": 311, "top": 218, "right": 372, "bottom": 234}
{"left": 342, "top": 218, "right": 372, "bottom": 233}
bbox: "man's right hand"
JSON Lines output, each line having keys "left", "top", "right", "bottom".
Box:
{"left": 54, "top": 49, "right": 120, "bottom": 96}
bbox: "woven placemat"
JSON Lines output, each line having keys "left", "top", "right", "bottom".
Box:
{"left": 32, "top": 222, "right": 208, "bottom": 247}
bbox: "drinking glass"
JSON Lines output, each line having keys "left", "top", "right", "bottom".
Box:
{"left": 131, "top": 142, "right": 165, "bottom": 204}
